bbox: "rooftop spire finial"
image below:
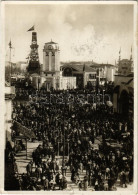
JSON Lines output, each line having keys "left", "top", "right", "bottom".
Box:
{"left": 119, "top": 47, "right": 121, "bottom": 62}
{"left": 9, "top": 39, "right": 12, "bottom": 48}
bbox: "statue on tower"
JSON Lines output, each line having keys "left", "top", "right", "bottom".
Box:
{"left": 27, "top": 32, "right": 40, "bottom": 74}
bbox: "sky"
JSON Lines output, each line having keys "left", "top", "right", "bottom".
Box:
{"left": 4, "top": 3, "right": 134, "bottom": 64}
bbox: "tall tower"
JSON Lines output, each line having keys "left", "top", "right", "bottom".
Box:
{"left": 42, "top": 40, "right": 60, "bottom": 73}
{"left": 27, "top": 32, "right": 40, "bottom": 74}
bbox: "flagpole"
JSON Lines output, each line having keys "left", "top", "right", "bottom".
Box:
{"left": 83, "top": 64, "right": 85, "bottom": 88}
{"left": 9, "top": 41, "right": 12, "bottom": 85}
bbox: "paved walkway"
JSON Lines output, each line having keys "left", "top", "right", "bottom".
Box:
{"left": 15, "top": 141, "right": 42, "bottom": 174}
{"left": 15, "top": 139, "right": 133, "bottom": 191}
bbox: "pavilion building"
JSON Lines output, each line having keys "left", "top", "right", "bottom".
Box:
{"left": 113, "top": 49, "right": 134, "bottom": 119}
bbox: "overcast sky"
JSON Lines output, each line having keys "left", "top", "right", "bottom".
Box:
{"left": 5, "top": 3, "right": 134, "bottom": 64}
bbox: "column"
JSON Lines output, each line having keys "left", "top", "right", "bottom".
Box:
{"left": 42, "top": 51, "right": 45, "bottom": 72}
{"left": 49, "top": 52, "right": 52, "bottom": 71}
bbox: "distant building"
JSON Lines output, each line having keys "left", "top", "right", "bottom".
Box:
{"left": 16, "top": 61, "right": 28, "bottom": 72}
{"left": 5, "top": 61, "right": 27, "bottom": 80}
{"left": 61, "top": 64, "right": 97, "bottom": 88}
{"left": 90, "top": 63, "right": 116, "bottom": 85}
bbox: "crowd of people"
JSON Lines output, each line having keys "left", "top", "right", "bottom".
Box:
{"left": 9, "top": 86, "right": 133, "bottom": 191}
{"left": 21, "top": 148, "right": 68, "bottom": 190}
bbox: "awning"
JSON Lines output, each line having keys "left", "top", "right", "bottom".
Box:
{"left": 13, "top": 121, "right": 36, "bottom": 139}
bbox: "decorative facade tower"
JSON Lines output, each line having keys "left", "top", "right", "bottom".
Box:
{"left": 27, "top": 32, "right": 40, "bottom": 74}
{"left": 42, "top": 40, "right": 60, "bottom": 73}
{"left": 41, "top": 40, "right": 76, "bottom": 91}
{"left": 117, "top": 47, "right": 133, "bottom": 76}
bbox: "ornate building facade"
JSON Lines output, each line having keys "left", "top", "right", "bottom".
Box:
{"left": 61, "top": 64, "right": 97, "bottom": 89}
{"left": 113, "top": 49, "right": 133, "bottom": 119}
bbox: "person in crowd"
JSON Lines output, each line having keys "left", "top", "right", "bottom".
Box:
{"left": 78, "top": 180, "right": 83, "bottom": 190}
{"left": 26, "top": 162, "right": 32, "bottom": 176}
{"left": 84, "top": 176, "right": 88, "bottom": 191}
{"left": 42, "top": 176, "right": 49, "bottom": 190}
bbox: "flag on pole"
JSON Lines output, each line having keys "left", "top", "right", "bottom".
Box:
{"left": 9, "top": 40, "right": 12, "bottom": 48}
{"left": 119, "top": 47, "right": 121, "bottom": 54}
{"left": 27, "top": 25, "right": 35, "bottom": 32}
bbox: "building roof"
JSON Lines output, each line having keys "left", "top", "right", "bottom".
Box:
{"left": 62, "top": 64, "right": 96, "bottom": 73}
{"left": 120, "top": 59, "right": 131, "bottom": 62}
{"left": 61, "top": 61, "right": 115, "bottom": 71}
{"left": 61, "top": 61, "right": 98, "bottom": 66}
{"left": 45, "top": 41, "right": 57, "bottom": 44}
{"left": 114, "top": 72, "right": 133, "bottom": 77}
{"left": 90, "top": 63, "right": 115, "bottom": 68}
{"left": 30, "top": 73, "right": 40, "bottom": 77}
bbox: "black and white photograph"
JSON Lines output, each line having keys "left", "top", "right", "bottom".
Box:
{"left": 1, "top": 1, "right": 137, "bottom": 194}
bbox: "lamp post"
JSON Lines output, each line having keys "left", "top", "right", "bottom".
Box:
{"left": 62, "top": 92, "right": 67, "bottom": 176}
{"left": 38, "top": 75, "right": 40, "bottom": 90}
{"left": 62, "top": 124, "right": 65, "bottom": 176}
{"left": 103, "top": 89, "right": 105, "bottom": 104}
{"left": 9, "top": 41, "right": 12, "bottom": 85}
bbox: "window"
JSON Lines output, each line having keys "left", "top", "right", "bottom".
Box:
{"left": 89, "top": 74, "right": 96, "bottom": 79}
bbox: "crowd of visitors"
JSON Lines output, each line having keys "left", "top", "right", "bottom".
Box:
{"left": 10, "top": 86, "right": 133, "bottom": 191}
{"left": 21, "top": 149, "right": 67, "bottom": 190}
